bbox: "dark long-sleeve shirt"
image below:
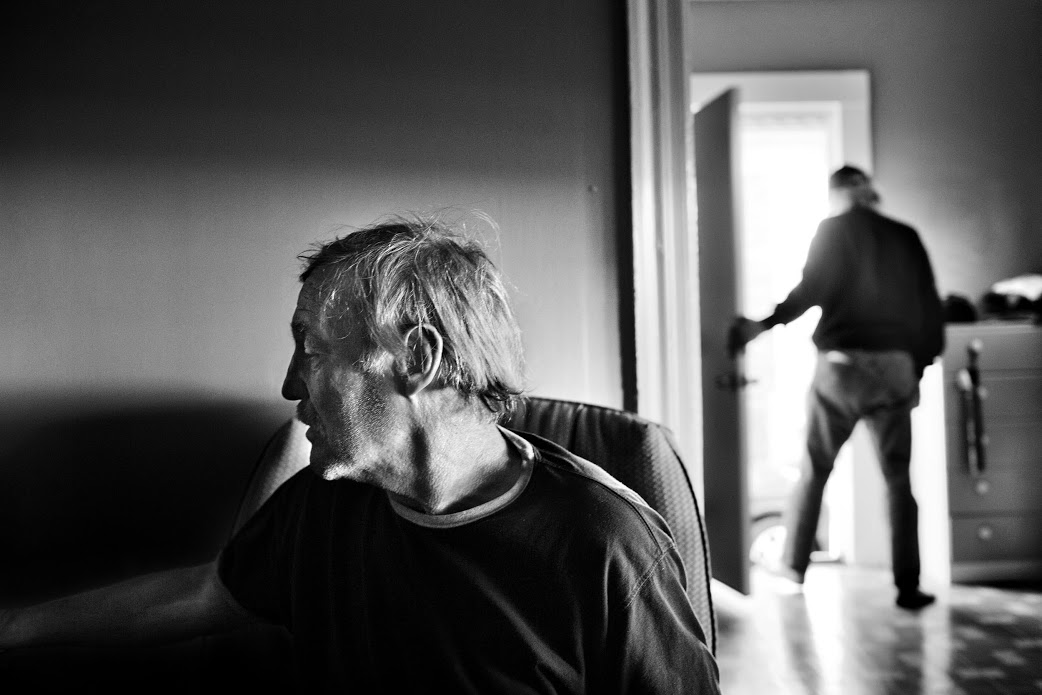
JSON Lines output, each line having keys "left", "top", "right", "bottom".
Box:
{"left": 763, "top": 205, "right": 944, "bottom": 375}
{"left": 218, "top": 429, "right": 721, "bottom": 694}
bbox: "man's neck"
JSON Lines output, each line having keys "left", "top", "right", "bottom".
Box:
{"left": 386, "top": 405, "right": 522, "bottom": 516}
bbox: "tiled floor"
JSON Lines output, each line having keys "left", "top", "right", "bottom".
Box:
{"left": 714, "top": 564, "right": 1042, "bottom": 695}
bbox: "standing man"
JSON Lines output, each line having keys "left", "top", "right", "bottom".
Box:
{"left": 2, "top": 216, "right": 720, "bottom": 692}
{"left": 729, "top": 166, "right": 944, "bottom": 610}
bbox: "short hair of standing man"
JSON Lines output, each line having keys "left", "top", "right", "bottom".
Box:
{"left": 297, "top": 215, "right": 526, "bottom": 417}
{"left": 828, "top": 164, "right": 880, "bottom": 206}
{"left": 828, "top": 164, "right": 871, "bottom": 190}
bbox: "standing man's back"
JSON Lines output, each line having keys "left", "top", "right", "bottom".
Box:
{"left": 796, "top": 205, "right": 944, "bottom": 376}
{"left": 729, "top": 165, "right": 944, "bottom": 610}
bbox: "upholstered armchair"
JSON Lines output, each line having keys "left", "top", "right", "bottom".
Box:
{"left": 502, "top": 398, "right": 716, "bottom": 654}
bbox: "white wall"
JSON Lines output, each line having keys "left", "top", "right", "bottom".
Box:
{"left": 687, "top": 0, "right": 1042, "bottom": 300}
{"left": 1, "top": 1, "right": 628, "bottom": 411}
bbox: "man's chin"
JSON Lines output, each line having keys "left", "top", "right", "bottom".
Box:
{"left": 308, "top": 456, "right": 335, "bottom": 479}
{"left": 308, "top": 453, "right": 353, "bottom": 482}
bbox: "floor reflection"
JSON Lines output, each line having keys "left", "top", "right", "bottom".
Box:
{"left": 714, "top": 564, "right": 1042, "bottom": 694}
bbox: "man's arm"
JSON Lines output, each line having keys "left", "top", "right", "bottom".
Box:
{"left": 763, "top": 221, "right": 837, "bottom": 325}
{"left": 727, "top": 316, "right": 769, "bottom": 357}
{"left": 912, "top": 230, "right": 945, "bottom": 375}
{"left": 605, "top": 549, "right": 721, "bottom": 694}
{"left": 0, "top": 561, "right": 254, "bottom": 650}
{"left": 727, "top": 221, "right": 837, "bottom": 356}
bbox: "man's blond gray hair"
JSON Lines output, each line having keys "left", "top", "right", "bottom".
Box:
{"left": 298, "top": 215, "right": 525, "bottom": 417}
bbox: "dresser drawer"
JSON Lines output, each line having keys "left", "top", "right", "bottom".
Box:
{"left": 951, "top": 515, "right": 1042, "bottom": 563}
{"left": 943, "top": 374, "right": 1042, "bottom": 425}
{"left": 947, "top": 465, "right": 1042, "bottom": 514}
{"left": 943, "top": 323, "right": 1042, "bottom": 372}
{"left": 945, "top": 421, "right": 1042, "bottom": 473}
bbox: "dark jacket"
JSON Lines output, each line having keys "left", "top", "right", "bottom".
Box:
{"left": 764, "top": 206, "right": 944, "bottom": 375}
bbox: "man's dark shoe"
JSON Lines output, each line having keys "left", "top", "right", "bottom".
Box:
{"left": 896, "top": 589, "right": 936, "bottom": 610}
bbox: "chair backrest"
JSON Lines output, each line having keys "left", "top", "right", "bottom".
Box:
{"left": 502, "top": 397, "right": 716, "bottom": 654}
{"left": 232, "top": 417, "right": 310, "bottom": 534}
{"left": 232, "top": 397, "right": 716, "bottom": 654}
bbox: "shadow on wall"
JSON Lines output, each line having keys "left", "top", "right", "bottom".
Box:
{"left": 0, "top": 392, "right": 294, "bottom": 605}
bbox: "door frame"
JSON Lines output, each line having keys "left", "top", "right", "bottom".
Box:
{"left": 627, "top": 2, "right": 885, "bottom": 569}
{"left": 691, "top": 70, "right": 880, "bottom": 569}
{"left": 693, "top": 88, "right": 751, "bottom": 593}
{"left": 626, "top": 0, "right": 703, "bottom": 495}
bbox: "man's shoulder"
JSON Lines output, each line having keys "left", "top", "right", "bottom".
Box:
{"left": 516, "top": 430, "right": 644, "bottom": 501}
{"left": 874, "top": 209, "right": 917, "bottom": 234}
{"left": 836, "top": 207, "right": 917, "bottom": 233}
{"left": 508, "top": 429, "right": 674, "bottom": 547}
{"left": 821, "top": 209, "right": 920, "bottom": 248}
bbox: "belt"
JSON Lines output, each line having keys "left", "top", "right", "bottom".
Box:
{"left": 824, "top": 350, "right": 853, "bottom": 365}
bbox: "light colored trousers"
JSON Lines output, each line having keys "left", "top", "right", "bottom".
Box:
{"left": 782, "top": 349, "right": 922, "bottom": 591}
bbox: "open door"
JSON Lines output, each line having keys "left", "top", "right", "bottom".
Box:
{"left": 695, "top": 88, "right": 751, "bottom": 594}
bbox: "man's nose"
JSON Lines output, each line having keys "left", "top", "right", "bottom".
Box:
{"left": 282, "top": 355, "right": 306, "bottom": 401}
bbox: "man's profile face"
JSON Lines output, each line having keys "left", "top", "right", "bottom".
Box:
{"left": 282, "top": 266, "right": 406, "bottom": 483}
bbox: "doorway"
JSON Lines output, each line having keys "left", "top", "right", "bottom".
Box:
{"left": 691, "top": 71, "right": 874, "bottom": 589}
{"left": 739, "top": 101, "right": 839, "bottom": 568}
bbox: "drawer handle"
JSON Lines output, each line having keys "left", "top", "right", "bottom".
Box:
{"left": 977, "top": 525, "right": 994, "bottom": 541}
{"left": 956, "top": 339, "right": 987, "bottom": 476}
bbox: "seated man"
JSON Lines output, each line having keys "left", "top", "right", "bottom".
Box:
{"left": 1, "top": 217, "right": 720, "bottom": 693}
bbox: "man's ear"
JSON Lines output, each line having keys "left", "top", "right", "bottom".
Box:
{"left": 401, "top": 325, "right": 444, "bottom": 398}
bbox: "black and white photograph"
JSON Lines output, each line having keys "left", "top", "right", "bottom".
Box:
{"left": 2, "top": 1, "right": 1041, "bottom": 693}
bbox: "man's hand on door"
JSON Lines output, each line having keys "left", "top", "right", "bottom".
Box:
{"left": 727, "top": 316, "right": 767, "bottom": 357}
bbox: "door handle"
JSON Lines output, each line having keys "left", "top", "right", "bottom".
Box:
{"left": 714, "top": 372, "right": 758, "bottom": 392}
{"left": 956, "top": 339, "right": 987, "bottom": 476}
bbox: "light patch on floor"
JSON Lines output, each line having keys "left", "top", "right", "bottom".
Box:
{"left": 713, "top": 564, "right": 1042, "bottom": 695}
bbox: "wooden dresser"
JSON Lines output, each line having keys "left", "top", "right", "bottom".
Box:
{"left": 918, "top": 320, "right": 1042, "bottom": 584}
